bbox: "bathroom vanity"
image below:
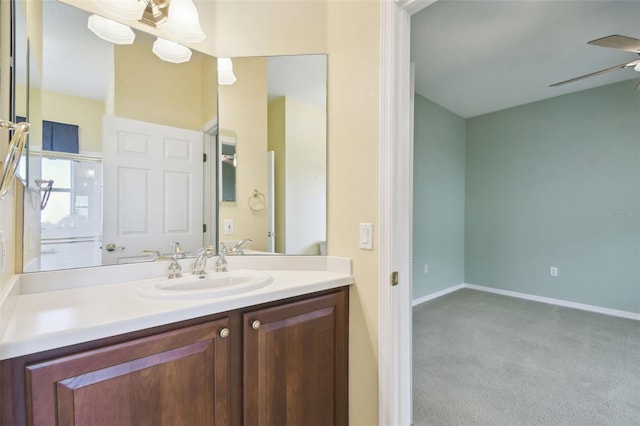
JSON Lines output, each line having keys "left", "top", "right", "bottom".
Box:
{"left": 0, "top": 257, "right": 352, "bottom": 426}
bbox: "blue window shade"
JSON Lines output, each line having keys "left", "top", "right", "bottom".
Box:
{"left": 43, "top": 120, "right": 79, "bottom": 153}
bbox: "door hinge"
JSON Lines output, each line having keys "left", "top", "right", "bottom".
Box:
{"left": 203, "top": 153, "right": 207, "bottom": 162}
{"left": 391, "top": 271, "right": 399, "bottom": 286}
{"left": 203, "top": 223, "right": 207, "bottom": 233}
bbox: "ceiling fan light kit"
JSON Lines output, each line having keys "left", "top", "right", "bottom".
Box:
{"left": 550, "top": 34, "right": 640, "bottom": 90}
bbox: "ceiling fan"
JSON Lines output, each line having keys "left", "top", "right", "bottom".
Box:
{"left": 550, "top": 35, "right": 640, "bottom": 91}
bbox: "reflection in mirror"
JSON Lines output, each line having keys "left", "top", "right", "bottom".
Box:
{"left": 17, "top": 0, "right": 329, "bottom": 273}
{"left": 218, "top": 55, "right": 327, "bottom": 256}
{"left": 21, "top": 0, "right": 218, "bottom": 272}
{"left": 220, "top": 135, "right": 237, "bottom": 202}
{"left": 13, "top": 0, "right": 42, "bottom": 190}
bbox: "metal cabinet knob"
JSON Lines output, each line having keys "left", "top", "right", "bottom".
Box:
{"left": 251, "top": 320, "right": 261, "bottom": 330}
{"left": 219, "top": 328, "right": 230, "bottom": 338}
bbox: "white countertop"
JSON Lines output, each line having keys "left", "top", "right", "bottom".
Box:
{"left": 0, "top": 256, "right": 353, "bottom": 360}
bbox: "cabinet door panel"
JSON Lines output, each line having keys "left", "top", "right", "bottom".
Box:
{"left": 244, "top": 290, "right": 348, "bottom": 426}
{"left": 26, "top": 319, "right": 230, "bottom": 426}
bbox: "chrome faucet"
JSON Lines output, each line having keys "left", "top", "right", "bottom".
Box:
{"left": 142, "top": 247, "right": 183, "bottom": 279}
{"left": 192, "top": 246, "right": 215, "bottom": 276}
{"left": 215, "top": 243, "right": 229, "bottom": 272}
{"left": 171, "top": 241, "right": 187, "bottom": 259}
{"left": 228, "top": 239, "right": 253, "bottom": 255}
{"left": 167, "top": 256, "right": 182, "bottom": 279}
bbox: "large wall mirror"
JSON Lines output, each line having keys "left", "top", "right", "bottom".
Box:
{"left": 218, "top": 55, "right": 327, "bottom": 256}
{"left": 16, "top": 0, "right": 328, "bottom": 273}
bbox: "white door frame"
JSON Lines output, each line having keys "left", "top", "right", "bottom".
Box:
{"left": 379, "top": 1, "right": 437, "bottom": 424}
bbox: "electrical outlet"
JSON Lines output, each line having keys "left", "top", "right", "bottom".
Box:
{"left": 550, "top": 266, "right": 558, "bottom": 277}
{"left": 224, "top": 219, "right": 234, "bottom": 235}
{"left": 424, "top": 264, "right": 429, "bottom": 274}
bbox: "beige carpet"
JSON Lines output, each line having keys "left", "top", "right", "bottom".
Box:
{"left": 413, "top": 289, "right": 640, "bottom": 425}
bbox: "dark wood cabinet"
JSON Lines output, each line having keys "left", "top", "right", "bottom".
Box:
{"left": 25, "top": 319, "right": 230, "bottom": 426}
{"left": 1, "top": 287, "right": 348, "bottom": 426}
{"left": 243, "top": 292, "right": 348, "bottom": 426}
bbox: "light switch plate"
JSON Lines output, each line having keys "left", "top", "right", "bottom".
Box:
{"left": 224, "top": 219, "right": 234, "bottom": 235}
{"left": 359, "top": 223, "right": 373, "bottom": 250}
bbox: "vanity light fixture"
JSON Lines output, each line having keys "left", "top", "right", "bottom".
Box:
{"left": 152, "top": 37, "right": 192, "bottom": 63}
{"left": 218, "top": 58, "right": 237, "bottom": 85}
{"left": 91, "top": 0, "right": 205, "bottom": 43}
{"left": 88, "top": 0, "right": 204, "bottom": 63}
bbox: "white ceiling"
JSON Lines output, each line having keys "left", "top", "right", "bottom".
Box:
{"left": 267, "top": 55, "right": 327, "bottom": 107}
{"left": 411, "top": 0, "right": 640, "bottom": 118}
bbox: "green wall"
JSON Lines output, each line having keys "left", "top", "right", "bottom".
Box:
{"left": 413, "top": 94, "right": 466, "bottom": 300}
{"left": 414, "top": 80, "right": 640, "bottom": 313}
{"left": 465, "top": 80, "right": 640, "bottom": 313}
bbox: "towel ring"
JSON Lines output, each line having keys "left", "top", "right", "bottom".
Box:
{"left": 0, "top": 119, "right": 31, "bottom": 200}
{"left": 248, "top": 189, "right": 266, "bottom": 212}
{"left": 36, "top": 179, "right": 54, "bottom": 210}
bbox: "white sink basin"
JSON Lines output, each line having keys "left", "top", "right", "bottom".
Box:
{"left": 138, "top": 270, "right": 273, "bottom": 299}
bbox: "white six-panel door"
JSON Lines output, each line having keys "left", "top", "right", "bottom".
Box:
{"left": 102, "top": 116, "right": 203, "bottom": 264}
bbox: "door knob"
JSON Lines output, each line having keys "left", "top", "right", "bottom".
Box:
{"left": 105, "top": 243, "right": 125, "bottom": 252}
{"left": 219, "top": 328, "right": 230, "bottom": 338}
{"left": 251, "top": 320, "right": 261, "bottom": 330}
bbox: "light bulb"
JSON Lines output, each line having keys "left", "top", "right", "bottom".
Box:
{"left": 88, "top": 15, "right": 136, "bottom": 45}
{"left": 218, "top": 58, "right": 237, "bottom": 85}
{"left": 161, "top": 0, "right": 206, "bottom": 43}
{"left": 152, "top": 37, "right": 192, "bottom": 63}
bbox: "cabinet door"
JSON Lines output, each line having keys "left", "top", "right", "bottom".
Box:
{"left": 243, "top": 289, "right": 348, "bottom": 426}
{"left": 25, "top": 319, "right": 231, "bottom": 426}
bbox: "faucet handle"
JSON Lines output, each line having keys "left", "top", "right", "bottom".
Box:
{"left": 198, "top": 245, "right": 216, "bottom": 256}
{"left": 171, "top": 241, "right": 187, "bottom": 259}
{"left": 141, "top": 250, "right": 162, "bottom": 261}
{"left": 234, "top": 239, "right": 253, "bottom": 255}
{"left": 167, "top": 257, "right": 182, "bottom": 279}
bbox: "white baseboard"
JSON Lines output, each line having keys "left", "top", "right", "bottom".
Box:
{"left": 412, "top": 283, "right": 465, "bottom": 306}
{"left": 413, "top": 282, "right": 640, "bottom": 321}
{"left": 464, "top": 283, "right": 640, "bottom": 321}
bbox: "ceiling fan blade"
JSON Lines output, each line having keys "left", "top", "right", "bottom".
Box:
{"left": 588, "top": 35, "right": 640, "bottom": 53}
{"left": 549, "top": 61, "right": 636, "bottom": 87}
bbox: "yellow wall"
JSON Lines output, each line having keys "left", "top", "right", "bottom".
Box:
{"left": 284, "top": 97, "right": 325, "bottom": 255}
{"left": 326, "top": 3, "right": 380, "bottom": 425}
{"left": 268, "top": 96, "right": 326, "bottom": 255}
{"left": 201, "top": 55, "right": 218, "bottom": 127}
{"left": 267, "top": 97, "right": 286, "bottom": 252}
{"left": 41, "top": 90, "right": 105, "bottom": 153}
{"left": 218, "top": 57, "right": 269, "bottom": 250}
{"left": 114, "top": 32, "right": 213, "bottom": 131}
{"left": 0, "top": 0, "right": 14, "bottom": 288}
